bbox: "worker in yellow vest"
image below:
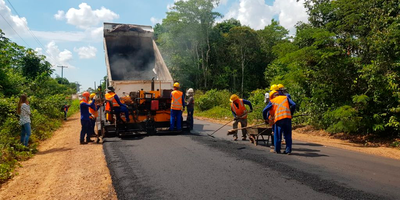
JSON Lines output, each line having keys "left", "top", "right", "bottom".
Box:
{"left": 262, "top": 90, "right": 296, "bottom": 154}
{"left": 170, "top": 82, "right": 185, "bottom": 131}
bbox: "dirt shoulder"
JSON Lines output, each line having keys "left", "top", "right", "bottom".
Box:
{"left": 195, "top": 116, "right": 400, "bottom": 160}
{"left": 0, "top": 113, "right": 117, "bottom": 200}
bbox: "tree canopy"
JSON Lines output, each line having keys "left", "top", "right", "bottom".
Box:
{"left": 155, "top": 0, "right": 400, "bottom": 137}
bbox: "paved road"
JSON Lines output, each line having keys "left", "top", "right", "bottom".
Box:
{"left": 103, "top": 119, "right": 400, "bottom": 200}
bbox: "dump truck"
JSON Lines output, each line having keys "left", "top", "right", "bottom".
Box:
{"left": 99, "top": 22, "right": 188, "bottom": 137}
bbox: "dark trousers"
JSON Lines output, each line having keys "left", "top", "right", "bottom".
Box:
{"left": 80, "top": 119, "right": 91, "bottom": 142}
{"left": 64, "top": 111, "right": 67, "bottom": 120}
{"left": 187, "top": 108, "right": 194, "bottom": 130}
{"left": 90, "top": 118, "right": 96, "bottom": 135}
{"left": 273, "top": 118, "right": 292, "bottom": 153}
{"left": 114, "top": 106, "right": 130, "bottom": 122}
{"left": 170, "top": 109, "right": 182, "bottom": 130}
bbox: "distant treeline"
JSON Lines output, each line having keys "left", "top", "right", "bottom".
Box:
{"left": 155, "top": 0, "right": 400, "bottom": 137}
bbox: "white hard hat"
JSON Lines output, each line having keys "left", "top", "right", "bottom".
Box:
{"left": 186, "top": 88, "right": 194, "bottom": 96}
{"left": 264, "top": 92, "right": 270, "bottom": 103}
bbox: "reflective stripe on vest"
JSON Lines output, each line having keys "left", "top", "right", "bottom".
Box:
{"left": 171, "top": 90, "right": 183, "bottom": 110}
{"left": 231, "top": 99, "right": 247, "bottom": 119}
{"left": 269, "top": 96, "right": 291, "bottom": 124}
{"left": 105, "top": 92, "right": 120, "bottom": 108}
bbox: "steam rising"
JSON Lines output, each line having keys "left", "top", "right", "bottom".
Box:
{"left": 104, "top": 24, "right": 173, "bottom": 82}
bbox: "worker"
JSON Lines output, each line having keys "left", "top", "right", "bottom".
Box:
{"left": 105, "top": 87, "right": 130, "bottom": 123}
{"left": 230, "top": 94, "right": 253, "bottom": 141}
{"left": 277, "top": 84, "right": 292, "bottom": 99}
{"left": 264, "top": 84, "right": 280, "bottom": 104}
{"left": 80, "top": 92, "right": 96, "bottom": 144}
{"left": 89, "top": 93, "right": 100, "bottom": 138}
{"left": 262, "top": 90, "right": 296, "bottom": 154}
{"left": 170, "top": 82, "right": 185, "bottom": 131}
{"left": 186, "top": 88, "right": 194, "bottom": 130}
{"left": 62, "top": 102, "right": 70, "bottom": 120}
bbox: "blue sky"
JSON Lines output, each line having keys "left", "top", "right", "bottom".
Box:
{"left": 0, "top": 0, "right": 308, "bottom": 91}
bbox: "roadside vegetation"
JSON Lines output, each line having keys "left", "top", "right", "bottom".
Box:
{"left": 0, "top": 30, "right": 79, "bottom": 183}
{"left": 156, "top": 0, "right": 400, "bottom": 146}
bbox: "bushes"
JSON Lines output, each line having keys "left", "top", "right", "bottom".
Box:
{"left": 0, "top": 97, "right": 78, "bottom": 183}
{"left": 194, "top": 88, "right": 270, "bottom": 124}
{"left": 323, "top": 106, "right": 361, "bottom": 134}
{"left": 196, "top": 89, "right": 231, "bottom": 111}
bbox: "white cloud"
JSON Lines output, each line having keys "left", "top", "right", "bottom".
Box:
{"left": 0, "top": 0, "right": 29, "bottom": 37}
{"left": 56, "top": 3, "right": 119, "bottom": 30}
{"left": 150, "top": 17, "right": 162, "bottom": 25}
{"left": 45, "top": 41, "right": 74, "bottom": 69}
{"left": 273, "top": 0, "right": 308, "bottom": 34}
{"left": 74, "top": 45, "right": 97, "bottom": 59}
{"left": 222, "top": 0, "right": 308, "bottom": 34}
{"left": 34, "top": 47, "right": 43, "bottom": 55}
{"left": 54, "top": 10, "right": 65, "bottom": 20}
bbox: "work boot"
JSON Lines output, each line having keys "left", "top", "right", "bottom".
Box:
{"left": 283, "top": 151, "right": 291, "bottom": 155}
{"left": 242, "top": 137, "right": 247, "bottom": 141}
{"left": 233, "top": 136, "right": 238, "bottom": 141}
{"left": 270, "top": 149, "right": 281, "bottom": 154}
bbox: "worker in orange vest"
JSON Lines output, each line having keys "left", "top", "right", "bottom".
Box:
{"left": 105, "top": 87, "right": 130, "bottom": 122}
{"left": 170, "top": 82, "right": 185, "bottom": 131}
{"left": 262, "top": 90, "right": 296, "bottom": 154}
{"left": 80, "top": 92, "right": 96, "bottom": 144}
{"left": 230, "top": 94, "right": 253, "bottom": 141}
{"left": 89, "top": 93, "right": 100, "bottom": 137}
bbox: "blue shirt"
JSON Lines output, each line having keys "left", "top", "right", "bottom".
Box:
{"left": 262, "top": 96, "right": 296, "bottom": 120}
{"left": 80, "top": 100, "right": 96, "bottom": 120}
{"left": 279, "top": 90, "right": 292, "bottom": 99}
{"left": 113, "top": 94, "right": 127, "bottom": 107}
{"left": 231, "top": 99, "right": 253, "bottom": 117}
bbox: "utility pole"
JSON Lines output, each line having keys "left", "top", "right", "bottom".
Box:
{"left": 75, "top": 82, "right": 81, "bottom": 93}
{"left": 57, "top": 65, "right": 68, "bottom": 84}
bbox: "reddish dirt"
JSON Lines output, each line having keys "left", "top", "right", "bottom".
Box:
{"left": 0, "top": 113, "right": 117, "bottom": 200}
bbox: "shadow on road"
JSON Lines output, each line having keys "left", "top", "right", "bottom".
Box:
{"left": 291, "top": 147, "right": 328, "bottom": 157}
{"left": 37, "top": 147, "right": 72, "bottom": 155}
{"left": 64, "top": 118, "right": 78, "bottom": 122}
{"left": 293, "top": 142, "right": 323, "bottom": 147}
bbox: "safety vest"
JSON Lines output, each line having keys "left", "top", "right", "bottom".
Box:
{"left": 105, "top": 92, "right": 119, "bottom": 111}
{"left": 89, "top": 100, "right": 98, "bottom": 118}
{"left": 231, "top": 99, "right": 247, "bottom": 119}
{"left": 269, "top": 95, "right": 292, "bottom": 124}
{"left": 171, "top": 90, "right": 183, "bottom": 110}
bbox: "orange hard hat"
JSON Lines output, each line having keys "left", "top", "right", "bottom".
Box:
{"left": 82, "top": 92, "right": 90, "bottom": 98}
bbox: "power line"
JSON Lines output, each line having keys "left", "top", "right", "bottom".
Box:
{"left": 0, "top": 12, "right": 30, "bottom": 48}
{"left": 6, "top": 0, "right": 45, "bottom": 50}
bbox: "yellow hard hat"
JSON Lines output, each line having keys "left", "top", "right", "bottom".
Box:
{"left": 277, "top": 84, "right": 285, "bottom": 90}
{"left": 230, "top": 94, "right": 239, "bottom": 102}
{"left": 90, "top": 93, "right": 96, "bottom": 99}
{"left": 269, "top": 90, "right": 278, "bottom": 99}
{"left": 173, "top": 82, "right": 180, "bottom": 88}
{"left": 270, "top": 84, "right": 279, "bottom": 91}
